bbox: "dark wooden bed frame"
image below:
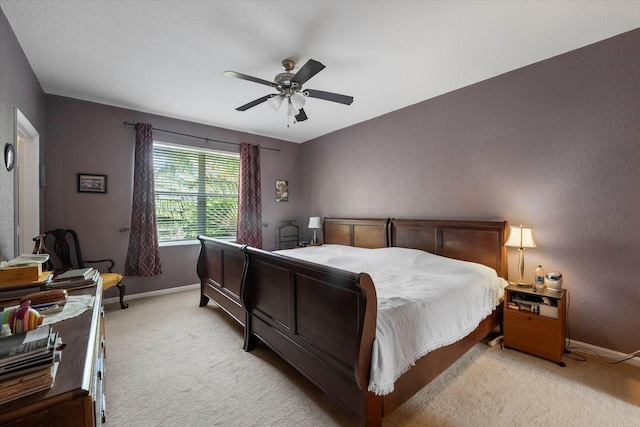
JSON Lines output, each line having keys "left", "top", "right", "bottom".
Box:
{"left": 197, "top": 218, "right": 508, "bottom": 426}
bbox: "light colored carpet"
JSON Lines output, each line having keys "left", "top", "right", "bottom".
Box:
{"left": 104, "top": 289, "right": 639, "bottom": 426}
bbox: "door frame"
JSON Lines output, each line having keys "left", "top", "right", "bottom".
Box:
{"left": 13, "top": 108, "right": 40, "bottom": 256}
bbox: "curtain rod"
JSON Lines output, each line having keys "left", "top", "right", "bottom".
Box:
{"left": 123, "top": 121, "right": 280, "bottom": 152}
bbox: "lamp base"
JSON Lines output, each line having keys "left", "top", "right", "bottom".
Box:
{"left": 509, "top": 280, "right": 534, "bottom": 288}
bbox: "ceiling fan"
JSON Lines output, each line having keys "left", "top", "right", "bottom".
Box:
{"left": 223, "top": 59, "right": 354, "bottom": 125}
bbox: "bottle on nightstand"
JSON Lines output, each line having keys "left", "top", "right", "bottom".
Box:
{"left": 534, "top": 265, "right": 545, "bottom": 289}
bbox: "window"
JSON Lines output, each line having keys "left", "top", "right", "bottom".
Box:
{"left": 153, "top": 142, "right": 239, "bottom": 242}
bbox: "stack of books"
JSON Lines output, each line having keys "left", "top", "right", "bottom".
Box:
{"left": 48, "top": 267, "right": 99, "bottom": 290}
{"left": 0, "top": 325, "right": 60, "bottom": 404}
{"left": 508, "top": 294, "right": 544, "bottom": 313}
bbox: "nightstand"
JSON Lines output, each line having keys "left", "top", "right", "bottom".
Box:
{"left": 503, "top": 285, "right": 567, "bottom": 366}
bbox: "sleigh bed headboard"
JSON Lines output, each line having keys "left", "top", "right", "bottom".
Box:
{"left": 321, "top": 217, "right": 508, "bottom": 279}
{"left": 322, "top": 218, "right": 389, "bottom": 248}
{"left": 390, "top": 218, "right": 509, "bottom": 279}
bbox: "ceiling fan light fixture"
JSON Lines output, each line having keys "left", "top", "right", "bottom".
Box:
{"left": 267, "top": 94, "right": 283, "bottom": 111}
{"left": 290, "top": 92, "right": 306, "bottom": 110}
{"left": 287, "top": 98, "right": 299, "bottom": 117}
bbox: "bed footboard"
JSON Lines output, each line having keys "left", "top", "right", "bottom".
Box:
{"left": 241, "top": 246, "right": 378, "bottom": 421}
{"left": 197, "top": 236, "right": 247, "bottom": 325}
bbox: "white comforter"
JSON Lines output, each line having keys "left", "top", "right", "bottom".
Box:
{"left": 275, "top": 244, "right": 508, "bottom": 395}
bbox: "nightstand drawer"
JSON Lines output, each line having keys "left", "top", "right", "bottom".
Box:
{"left": 504, "top": 308, "right": 564, "bottom": 361}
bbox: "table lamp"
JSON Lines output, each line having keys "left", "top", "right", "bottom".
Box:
{"left": 308, "top": 216, "right": 321, "bottom": 244}
{"left": 504, "top": 224, "right": 537, "bottom": 286}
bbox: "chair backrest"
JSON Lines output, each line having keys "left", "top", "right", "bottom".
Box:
{"left": 33, "top": 229, "right": 86, "bottom": 273}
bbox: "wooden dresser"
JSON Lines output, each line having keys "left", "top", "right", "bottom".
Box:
{"left": 0, "top": 282, "right": 106, "bottom": 426}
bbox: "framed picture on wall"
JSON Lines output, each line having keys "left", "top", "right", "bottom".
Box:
{"left": 276, "top": 180, "right": 289, "bottom": 202}
{"left": 78, "top": 173, "right": 107, "bottom": 193}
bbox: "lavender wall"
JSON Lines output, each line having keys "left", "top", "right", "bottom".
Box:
{"left": 301, "top": 29, "right": 640, "bottom": 354}
{"left": 0, "top": 8, "right": 45, "bottom": 260}
{"left": 44, "top": 95, "right": 302, "bottom": 299}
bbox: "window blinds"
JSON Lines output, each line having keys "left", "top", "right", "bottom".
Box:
{"left": 153, "top": 142, "right": 239, "bottom": 241}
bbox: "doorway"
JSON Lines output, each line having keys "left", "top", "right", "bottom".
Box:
{"left": 14, "top": 108, "right": 40, "bottom": 256}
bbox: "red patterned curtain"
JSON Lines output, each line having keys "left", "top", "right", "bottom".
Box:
{"left": 124, "top": 123, "right": 162, "bottom": 276}
{"left": 236, "top": 143, "right": 262, "bottom": 248}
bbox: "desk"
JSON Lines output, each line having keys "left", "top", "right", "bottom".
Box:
{"left": 0, "top": 281, "right": 105, "bottom": 426}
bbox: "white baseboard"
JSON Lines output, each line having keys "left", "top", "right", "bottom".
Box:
{"left": 103, "top": 283, "right": 199, "bottom": 306}
{"left": 567, "top": 339, "right": 640, "bottom": 368}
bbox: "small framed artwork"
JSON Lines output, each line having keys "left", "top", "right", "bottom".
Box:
{"left": 275, "top": 180, "right": 289, "bottom": 202}
{"left": 78, "top": 173, "right": 107, "bottom": 193}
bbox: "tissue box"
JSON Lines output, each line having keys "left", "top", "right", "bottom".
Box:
{"left": 0, "top": 264, "right": 42, "bottom": 287}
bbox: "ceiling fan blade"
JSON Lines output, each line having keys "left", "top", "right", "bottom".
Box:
{"left": 291, "top": 59, "right": 325, "bottom": 86}
{"left": 223, "top": 71, "right": 276, "bottom": 88}
{"left": 305, "top": 89, "right": 354, "bottom": 105}
{"left": 236, "top": 95, "right": 273, "bottom": 111}
{"left": 295, "top": 108, "right": 308, "bottom": 122}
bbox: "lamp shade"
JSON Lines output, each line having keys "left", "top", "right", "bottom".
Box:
{"left": 290, "top": 92, "right": 306, "bottom": 110}
{"left": 287, "top": 98, "right": 300, "bottom": 117}
{"left": 504, "top": 225, "right": 536, "bottom": 248}
{"left": 267, "top": 94, "right": 283, "bottom": 111}
{"left": 308, "top": 216, "right": 322, "bottom": 229}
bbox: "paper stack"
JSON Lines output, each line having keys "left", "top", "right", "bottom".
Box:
{"left": 0, "top": 324, "right": 61, "bottom": 404}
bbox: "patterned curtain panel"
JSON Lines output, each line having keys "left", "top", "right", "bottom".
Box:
{"left": 236, "top": 143, "right": 262, "bottom": 248}
{"left": 124, "top": 123, "right": 163, "bottom": 276}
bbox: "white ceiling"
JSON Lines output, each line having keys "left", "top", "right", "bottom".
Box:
{"left": 2, "top": 1, "right": 640, "bottom": 143}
